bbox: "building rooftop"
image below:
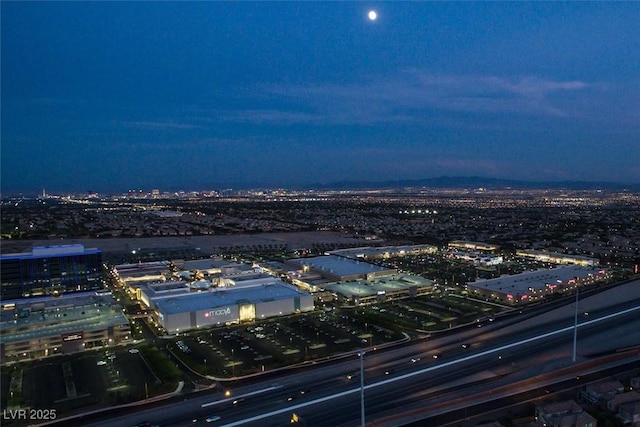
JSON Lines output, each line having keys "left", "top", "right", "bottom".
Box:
{"left": 1, "top": 244, "right": 100, "bottom": 260}
{"left": 0, "top": 291, "right": 129, "bottom": 344}
{"left": 176, "top": 258, "right": 229, "bottom": 271}
{"left": 115, "top": 261, "right": 170, "bottom": 278}
{"left": 516, "top": 249, "right": 599, "bottom": 263}
{"left": 288, "top": 255, "right": 392, "bottom": 278}
{"left": 153, "top": 281, "right": 310, "bottom": 315}
{"left": 585, "top": 379, "right": 625, "bottom": 394}
{"left": 329, "top": 244, "right": 438, "bottom": 259}
{"left": 606, "top": 391, "right": 640, "bottom": 406}
{"left": 538, "top": 399, "right": 583, "bottom": 414}
{"left": 470, "top": 266, "right": 603, "bottom": 295}
{"left": 144, "top": 280, "right": 190, "bottom": 293}
{"left": 449, "top": 241, "right": 500, "bottom": 250}
{"left": 619, "top": 400, "right": 640, "bottom": 414}
{"left": 545, "top": 411, "right": 597, "bottom": 427}
{"left": 323, "top": 274, "right": 433, "bottom": 298}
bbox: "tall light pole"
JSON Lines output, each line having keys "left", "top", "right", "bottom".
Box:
{"left": 360, "top": 350, "right": 365, "bottom": 427}
{"left": 572, "top": 287, "right": 579, "bottom": 363}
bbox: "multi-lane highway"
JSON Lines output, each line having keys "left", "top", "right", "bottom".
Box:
{"left": 58, "top": 282, "right": 640, "bottom": 427}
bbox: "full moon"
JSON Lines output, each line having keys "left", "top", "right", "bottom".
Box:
{"left": 368, "top": 10, "right": 377, "bottom": 21}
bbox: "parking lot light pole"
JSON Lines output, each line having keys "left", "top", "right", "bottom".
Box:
{"left": 360, "top": 350, "right": 365, "bottom": 427}
{"left": 572, "top": 288, "right": 579, "bottom": 363}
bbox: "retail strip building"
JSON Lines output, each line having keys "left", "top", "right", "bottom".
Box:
{"left": 465, "top": 265, "right": 609, "bottom": 305}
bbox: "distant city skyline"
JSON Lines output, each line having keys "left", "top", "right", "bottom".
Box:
{"left": 26, "top": 175, "right": 640, "bottom": 198}
{"left": 2, "top": 2, "right": 639, "bottom": 194}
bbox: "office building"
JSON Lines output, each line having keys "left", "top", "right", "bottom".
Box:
{"left": 0, "top": 244, "right": 103, "bottom": 299}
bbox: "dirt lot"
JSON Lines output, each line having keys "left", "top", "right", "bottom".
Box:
{"left": 0, "top": 231, "right": 368, "bottom": 256}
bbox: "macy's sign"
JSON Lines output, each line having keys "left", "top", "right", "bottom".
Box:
{"left": 206, "top": 307, "right": 232, "bottom": 318}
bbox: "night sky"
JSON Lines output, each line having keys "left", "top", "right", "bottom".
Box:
{"left": 2, "top": 2, "right": 639, "bottom": 194}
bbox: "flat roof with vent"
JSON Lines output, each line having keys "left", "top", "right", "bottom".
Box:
{"left": 154, "top": 281, "right": 310, "bottom": 315}
{"left": 469, "top": 266, "right": 603, "bottom": 294}
{"left": 323, "top": 274, "right": 433, "bottom": 298}
{"left": 288, "top": 255, "right": 394, "bottom": 279}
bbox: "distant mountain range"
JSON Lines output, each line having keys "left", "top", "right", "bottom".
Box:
{"left": 304, "top": 176, "right": 640, "bottom": 191}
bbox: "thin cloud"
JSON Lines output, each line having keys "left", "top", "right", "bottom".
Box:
{"left": 121, "top": 121, "right": 203, "bottom": 130}
{"left": 183, "top": 71, "right": 616, "bottom": 129}
{"left": 221, "top": 71, "right": 593, "bottom": 126}
{"left": 216, "top": 110, "right": 323, "bottom": 125}
{"left": 271, "top": 71, "right": 590, "bottom": 120}
{"left": 310, "top": 145, "right": 507, "bottom": 182}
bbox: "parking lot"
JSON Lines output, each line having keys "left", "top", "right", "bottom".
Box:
{"left": 0, "top": 346, "right": 161, "bottom": 421}
{"left": 18, "top": 354, "right": 107, "bottom": 414}
{"left": 101, "top": 347, "right": 160, "bottom": 401}
{"left": 162, "top": 292, "right": 511, "bottom": 379}
{"left": 381, "top": 293, "right": 506, "bottom": 330}
{"left": 170, "top": 310, "right": 403, "bottom": 378}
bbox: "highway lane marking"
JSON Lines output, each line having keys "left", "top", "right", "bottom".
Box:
{"left": 374, "top": 304, "right": 640, "bottom": 387}
{"left": 219, "top": 305, "right": 640, "bottom": 426}
{"left": 201, "top": 385, "right": 282, "bottom": 408}
{"left": 219, "top": 388, "right": 357, "bottom": 426}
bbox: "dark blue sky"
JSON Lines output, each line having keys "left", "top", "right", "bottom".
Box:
{"left": 2, "top": 2, "right": 639, "bottom": 194}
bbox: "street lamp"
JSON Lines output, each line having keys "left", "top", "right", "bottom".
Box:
{"left": 572, "top": 288, "right": 579, "bottom": 363}
{"left": 359, "top": 350, "right": 365, "bottom": 427}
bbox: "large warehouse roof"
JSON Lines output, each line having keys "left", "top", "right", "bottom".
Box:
{"left": 329, "top": 244, "right": 438, "bottom": 259}
{"left": 324, "top": 274, "right": 433, "bottom": 298}
{"left": 288, "top": 255, "right": 392, "bottom": 278}
{"left": 154, "top": 281, "right": 309, "bottom": 315}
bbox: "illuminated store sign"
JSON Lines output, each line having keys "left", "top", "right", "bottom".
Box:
{"left": 62, "top": 332, "right": 83, "bottom": 342}
{"left": 205, "top": 307, "right": 231, "bottom": 318}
